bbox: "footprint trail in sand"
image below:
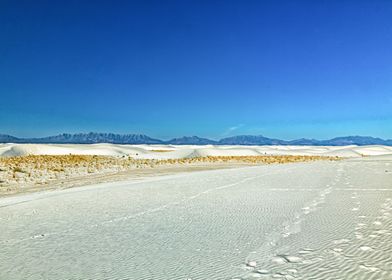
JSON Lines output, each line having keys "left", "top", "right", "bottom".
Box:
{"left": 1, "top": 158, "right": 391, "bottom": 280}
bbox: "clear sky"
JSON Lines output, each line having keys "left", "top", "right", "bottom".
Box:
{"left": 1, "top": 0, "right": 391, "bottom": 140}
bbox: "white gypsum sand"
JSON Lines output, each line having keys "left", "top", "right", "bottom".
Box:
{"left": 0, "top": 144, "right": 346, "bottom": 195}
{"left": 0, "top": 154, "right": 392, "bottom": 279}
{"left": 1, "top": 143, "right": 392, "bottom": 158}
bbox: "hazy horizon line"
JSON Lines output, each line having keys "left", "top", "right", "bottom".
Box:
{"left": 1, "top": 131, "right": 392, "bottom": 142}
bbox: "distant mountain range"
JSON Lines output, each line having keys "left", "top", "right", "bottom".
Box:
{"left": 0, "top": 133, "right": 162, "bottom": 145}
{"left": 1, "top": 132, "right": 391, "bottom": 146}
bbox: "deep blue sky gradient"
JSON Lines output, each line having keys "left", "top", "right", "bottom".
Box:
{"left": 1, "top": 0, "right": 392, "bottom": 139}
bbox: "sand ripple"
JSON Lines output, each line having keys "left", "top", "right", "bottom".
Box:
{"left": 1, "top": 159, "right": 392, "bottom": 279}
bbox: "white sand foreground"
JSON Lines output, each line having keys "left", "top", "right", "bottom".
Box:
{"left": 1, "top": 157, "right": 392, "bottom": 279}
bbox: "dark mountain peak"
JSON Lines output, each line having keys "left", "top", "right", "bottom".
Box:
{"left": 167, "top": 136, "right": 217, "bottom": 145}
{"left": 321, "top": 136, "right": 389, "bottom": 146}
{"left": 19, "top": 132, "right": 163, "bottom": 144}
{"left": 0, "top": 134, "right": 20, "bottom": 143}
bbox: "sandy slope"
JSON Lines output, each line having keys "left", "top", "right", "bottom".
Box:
{"left": 1, "top": 143, "right": 392, "bottom": 159}
{"left": 1, "top": 158, "right": 391, "bottom": 279}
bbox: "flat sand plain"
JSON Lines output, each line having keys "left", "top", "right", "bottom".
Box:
{"left": 0, "top": 154, "right": 335, "bottom": 196}
{"left": 1, "top": 155, "right": 392, "bottom": 279}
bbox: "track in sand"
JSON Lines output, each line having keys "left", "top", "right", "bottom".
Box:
{"left": 1, "top": 158, "right": 392, "bottom": 279}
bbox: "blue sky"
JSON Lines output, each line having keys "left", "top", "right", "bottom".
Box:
{"left": 1, "top": 0, "right": 391, "bottom": 140}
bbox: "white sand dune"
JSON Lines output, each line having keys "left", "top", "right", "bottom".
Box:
{"left": 1, "top": 158, "right": 391, "bottom": 279}
{"left": 1, "top": 143, "right": 392, "bottom": 159}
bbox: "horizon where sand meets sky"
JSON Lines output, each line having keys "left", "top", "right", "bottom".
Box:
{"left": 1, "top": 0, "right": 392, "bottom": 140}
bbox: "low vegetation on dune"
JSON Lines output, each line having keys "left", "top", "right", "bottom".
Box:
{"left": 0, "top": 154, "right": 339, "bottom": 194}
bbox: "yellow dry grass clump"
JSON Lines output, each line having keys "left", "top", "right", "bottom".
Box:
{"left": 157, "top": 155, "right": 339, "bottom": 165}
{"left": 0, "top": 154, "right": 339, "bottom": 193}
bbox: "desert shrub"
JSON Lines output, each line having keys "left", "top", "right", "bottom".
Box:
{"left": 13, "top": 167, "right": 25, "bottom": 173}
